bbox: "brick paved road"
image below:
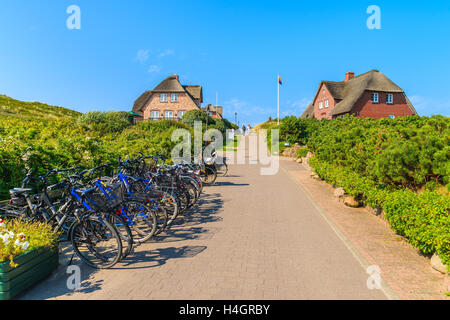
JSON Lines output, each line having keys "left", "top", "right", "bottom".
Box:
{"left": 19, "top": 136, "right": 387, "bottom": 300}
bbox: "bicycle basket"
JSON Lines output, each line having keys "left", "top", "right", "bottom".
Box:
{"left": 85, "top": 183, "right": 124, "bottom": 211}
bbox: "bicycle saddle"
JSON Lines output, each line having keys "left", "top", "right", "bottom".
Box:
{"left": 9, "top": 188, "right": 32, "bottom": 195}
{"left": 74, "top": 187, "right": 96, "bottom": 198}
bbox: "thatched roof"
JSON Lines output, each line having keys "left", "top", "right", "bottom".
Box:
{"left": 132, "top": 90, "right": 151, "bottom": 115}
{"left": 132, "top": 75, "right": 203, "bottom": 114}
{"left": 152, "top": 75, "right": 186, "bottom": 93}
{"left": 184, "top": 85, "right": 203, "bottom": 102}
{"left": 300, "top": 103, "right": 314, "bottom": 119}
{"left": 304, "top": 70, "right": 417, "bottom": 117}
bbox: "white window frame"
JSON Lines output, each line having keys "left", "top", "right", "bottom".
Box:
{"left": 160, "top": 94, "right": 168, "bottom": 103}
{"left": 325, "top": 99, "right": 329, "bottom": 108}
{"left": 371, "top": 93, "right": 379, "bottom": 103}
{"left": 164, "top": 111, "right": 174, "bottom": 119}
{"left": 386, "top": 94, "right": 393, "bottom": 104}
{"left": 319, "top": 101, "right": 323, "bottom": 109}
{"left": 178, "top": 110, "right": 186, "bottom": 119}
{"left": 171, "top": 93, "right": 178, "bottom": 102}
{"left": 150, "top": 111, "right": 160, "bottom": 119}
{"left": 389, "top": 115, "right": 395, "bottom": 119}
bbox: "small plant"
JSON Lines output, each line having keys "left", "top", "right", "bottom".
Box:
{"left": 0, "top": 218, "right": 59, "bottom": 268}
{"left": 297, "top": 147, "right": 309, "bottom": 158}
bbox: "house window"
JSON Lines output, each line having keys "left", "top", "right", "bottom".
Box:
{"left": 371, "top": 93, "right": 379, "bottom": 103}
{"left": 150, "top": 111, "right": 160, "bottom": 120}
{"left": 160, "top": 94, "right": 168, "bottom": 102}
{"left": 171, "top": 93, "right": 179, "bottom": 102}
{"left": 386, "top": 94, "right": 393, "bottom": 104}
{"left": 325, "top": 99, "right": 329, "bottom": 108}
{"left": 178, "top": 110, "right": 186, "bottom": 119}
{"left": 319, "top": 101, "right": 323, "bottom": 109}
{"left": 389, "top": 115, "right": 395, "bottom": 119}
{"left": 164, "top": 111, "right": 174, "bottom": 119}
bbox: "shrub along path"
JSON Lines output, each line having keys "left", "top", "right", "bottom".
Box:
{"left": 283, "top": 158, "right": 449, "bottom": 300}
{"left": 21, "top": 136, "right": 394, "bottom": 300}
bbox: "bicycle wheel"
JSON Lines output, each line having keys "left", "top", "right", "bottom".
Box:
{"left": 122, "top": 200, "right": 157, "bottom": 243}
{"left": 105, "top": 213, "right": 133, "bottom": 261}
{"left": 215, "top": 162, "right": 228, "bottom": 177}
{"left": 181, "top": 182, "right": 197, "bottom": 208}
{"left": 163, "top": 193, "right": 179, "bottom": 226}
{"left": 152, "top": 204, "right": 168, "bottom": 235}
{"left": 201, "top": 167, "right": 217, "bottom": 185}
{"left": 70, "top": 215, "right": 122, "bottom": 269}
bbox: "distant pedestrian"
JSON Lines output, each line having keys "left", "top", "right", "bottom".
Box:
{"left": 247, "top": 124, "right": 251, "bottom": 134}
{"left": 242, "top": 125, "right": 246, "bottom": 135}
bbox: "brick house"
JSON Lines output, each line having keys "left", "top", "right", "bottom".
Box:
{"left": 300, "top": 70, "right": 417, "bottom": 120}
{"left": 132, "top": 75, "right": 203, "bottom": 122}
{"left": 202, "top": 104, "right": 223, "bottom": 119}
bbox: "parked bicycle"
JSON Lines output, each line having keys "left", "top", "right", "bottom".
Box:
{"left": 0, "top": 152, "right": 227, "bottom": 269}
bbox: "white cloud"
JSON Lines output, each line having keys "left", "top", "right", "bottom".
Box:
{"left": 136, "top": 49, "right": 150, "bottom": 63}
{"left": 148, "top": 65, "right": 162, "bottom": 73}
{"left": 159, "top": 49, "right": 175, "bottom": 58}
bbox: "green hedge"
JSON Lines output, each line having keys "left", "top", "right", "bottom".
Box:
{"left": 0, "top": 115, "right": 193, "bottom": 199}
{"left": 310, "top": 156, "right": 450, "bottom": 270}
{"left": 273, "top": 114, "right": 450, "bottom": 270}
{"left": 384, "top": 190, "right": 450, "bottom": 268}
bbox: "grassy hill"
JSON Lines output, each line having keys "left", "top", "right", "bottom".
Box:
{"left": 0, "top": 94, "right": 81, "bottom": 119}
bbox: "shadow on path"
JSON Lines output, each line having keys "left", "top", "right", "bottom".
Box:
{"left": 17, "top": 188, "right": 229, "bottom": 299}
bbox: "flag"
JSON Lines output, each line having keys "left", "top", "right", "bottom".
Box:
{"left": 278, "top": 76, "right": 283, "bottom": 85}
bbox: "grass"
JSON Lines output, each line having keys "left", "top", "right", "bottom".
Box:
{"left": 0, "top": 94, "right": 81, "bottom": 119}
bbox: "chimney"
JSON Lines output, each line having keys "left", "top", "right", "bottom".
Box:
{"left": 173, "top": 74, "right": 179, "bottom": 80}
{"left": 345, "top": 72, "right": 355, "bottom": 82}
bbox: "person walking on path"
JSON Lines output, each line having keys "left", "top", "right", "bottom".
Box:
{"left": 242, "top": 125, "right": 246, "bottom": 136}
{"left": 247, "top": 124, "right": 251, "bottom": 134}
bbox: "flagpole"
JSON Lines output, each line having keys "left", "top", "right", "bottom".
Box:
{"left": 277, "top": 74, "right": 280, "bottom": 125}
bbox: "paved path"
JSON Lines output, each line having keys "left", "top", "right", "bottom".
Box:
{"left": 20, "top": 135, "right": 387, "bottom": 300}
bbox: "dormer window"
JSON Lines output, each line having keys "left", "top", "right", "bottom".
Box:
{"left": 160, "top": 94, "right": 168, "bottom": 102}
{"left": 171, "top": 93, "right": 179, "bottom": 102}
{"left": 371, "top": 93, "right": 379, "bottom": 103}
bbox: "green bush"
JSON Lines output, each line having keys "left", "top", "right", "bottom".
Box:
{"left": 297, "top": 147, "right": 309, "bottom": 158}
{"left": 277, "top": 115, "right": 449, "bottom": 192}
{"left": 77, "top": 111, "right": 134, "bottom": 134}
{"left": 0, "top": 116, "right": 192, "bottom": 199}
{"left": 274, "top": 114, "right": 450, "bottom": 268}
{"left": 181, "top": 110, "right": 211, "bottom": 127}
{"left": 384, "top": 190, "right": 450, "bottom": 269}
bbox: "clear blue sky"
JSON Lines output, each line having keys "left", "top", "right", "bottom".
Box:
{"left": 0, "top": 0, "right": 449, "bottom": 125}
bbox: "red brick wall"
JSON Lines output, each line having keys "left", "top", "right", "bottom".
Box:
{"left": 345, "top": 91, "right": 415, "bottom": 119}
{"left": 142, "top": 92, "right": 200, "bottom": 120}
{"left": 313, "top": 83, "right": 337, "bottom": 120}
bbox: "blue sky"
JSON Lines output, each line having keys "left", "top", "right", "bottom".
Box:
{"left": 0, "top": 0, "right": 449, "bottom": 125}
